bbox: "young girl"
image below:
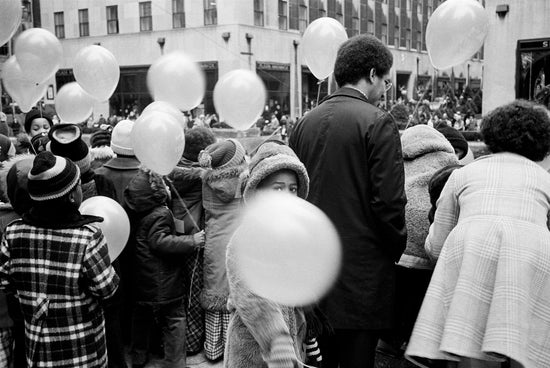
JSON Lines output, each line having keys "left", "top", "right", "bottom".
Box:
{"left": 0, "top": 151, "right": 119, "bottom": 368}
{"left": 224, "top": 141, "right": 312, "bottom": 368}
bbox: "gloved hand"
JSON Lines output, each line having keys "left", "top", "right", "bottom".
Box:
{"left": 266, "top": 333, "right": 298, "bottom": 368}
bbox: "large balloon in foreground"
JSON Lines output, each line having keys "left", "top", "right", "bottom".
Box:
{"left": 1, "top": 56, "right": 48, "bottom": 113}
{"left": 213, "top": 69, "right": 266, "bottom": 131}
{"left": 426, "top": 0, "right": 489, "bottom": 70}
{"left": 0, "top": 0, "right": 22, "bottom": 47}
{"left": 302, "top": 17, "right": 348, "bottom": 80}
{"left": 74, "top": 45, "right": 120, "bottom": 102}
{"left": 232, "top": 192, "right": 342, "bottom": 306}
{"left": 14, "top": 28, "right": 63, "bottom": 84}
{"left": 55, "top": 82, "right": 96, "bottom": 123}
{"left": 132, "top": 111, "right": 185, "bottom": 175}
{"left": 80, "top": 196, "right": 130, "bottom": 261}
{"left": 147, "top": 51, "right": 205, "bottom": 111}
{"left": 141, "top": 101, "right": 186, "bottom": 131}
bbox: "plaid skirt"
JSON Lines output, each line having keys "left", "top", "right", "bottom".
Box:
{"left": 185, "top": 248, "right": 205, "bottom": 354}
{"left": 204, "top": 311, "right": 230, "bottom": 361}
{"left": 0, "top": 328, "right": 13, "bottom": 368}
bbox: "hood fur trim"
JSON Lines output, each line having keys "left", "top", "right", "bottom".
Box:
{"left": 401, "top": 125, "right": 455, "bottom": 160}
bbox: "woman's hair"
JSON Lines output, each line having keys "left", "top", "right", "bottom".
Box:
{"left": 481, "top": 100, "right": 550, "bottom": 161}
{"left": 334, "top": 34, "right": 393, "bottom": 87}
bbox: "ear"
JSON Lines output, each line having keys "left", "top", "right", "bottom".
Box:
{"left": 68, "top": 190, "right": 76, "bottom": 203}
{"left": 369, "top": 68, "right": 376, "bottom": 83}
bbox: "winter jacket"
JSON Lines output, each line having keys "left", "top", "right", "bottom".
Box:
{"left": 81, "top": 169, "right": 118, "bottom": 202}
{"left": 90, "top": 146, "right": 116, "bottom": 170}
{"left": 398, "top": 125, "right": 459, "bottom": 269}
{"left": 124, "top": 169, "right": 197, "bottom": 305}
{"left": 289, "top": 87, "right": 407, "bottom": 330}
{"left": 95, "top": 155, "right": 141, "bottom": 205}
{"left": 201, "top": 161, "right": 248, "bottom": 311}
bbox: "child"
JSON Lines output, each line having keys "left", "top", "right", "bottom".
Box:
{"left": 16, "top": 109, "right": 54, "bottom": 155}
{"left": 225, "top": 141, "right": 315, "bottom": 368}
{"left": 124, "top": 167, "right": 205, "bottom": 368}
{"left": 0, "top": 151, "right": 119, "bottom": 368}
{"left": 198, "top": 139, "right": 248, "bottom": 361}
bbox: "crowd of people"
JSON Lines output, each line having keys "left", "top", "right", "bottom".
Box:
{"left": 0, "top": 34, "right": 549, "bottom": 368}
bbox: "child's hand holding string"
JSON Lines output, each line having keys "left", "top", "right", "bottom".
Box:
{"left": 193, "top": 230, "right": 205, "bottom": 248}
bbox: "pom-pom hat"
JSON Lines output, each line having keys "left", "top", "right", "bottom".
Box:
{"left": 27, "top": 151, "right": 80, "bottom": 201}
{"left": 198, "top": 139, "right": 246, "bottom": 169}
{"left": 47, "top": 123, "right": 91, "bottom": 173}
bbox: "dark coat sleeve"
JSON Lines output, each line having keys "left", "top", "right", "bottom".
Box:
{"left": 366, "top": 113, "right": 407, "bottom": 262}
{"left": 147, "top": 208, "right": 197, "bottom": 255}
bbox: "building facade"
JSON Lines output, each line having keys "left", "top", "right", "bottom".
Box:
{"left": 2, "top": 0, "right": 484, "bottom": 120}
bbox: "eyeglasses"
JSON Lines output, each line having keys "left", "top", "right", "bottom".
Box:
{"left": 384, "top": 80, "right": 393, "bottom": 92}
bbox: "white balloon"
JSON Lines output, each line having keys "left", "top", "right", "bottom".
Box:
{"left": 1, "top": 56, "right": 47, "bottom": 113}
{"left": 14, "top": 28, "right": 63, "bottom": 84}
{"left": 0, "top": 0, "right": 22, "bottom": 46}
{"left": 74, "top": 45, "right": 120, "bottom": 102}
{"left": 233, "top": 192, "right": 342, "bottom": 306}
{"left": 147, "top": 51, "right": 206, "bottom": 111}
{"left": 302, "top": 17, "right": 348, "bottom": 80}
{"left": 141, "top": 101, "right": 186, "bottom": 131}
{"left": 55, "top": 82, "right": 95, "bottom": 123}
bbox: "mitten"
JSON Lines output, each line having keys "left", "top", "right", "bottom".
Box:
{"left": 266, "top": 333, "right": 297, "bottom": 368}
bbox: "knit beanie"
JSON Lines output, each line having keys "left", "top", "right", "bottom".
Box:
{"left": 198, "top": 139, "right": 246, "bottom": 169}
{"left": 90, "top": 130, "right": 112, "bottom": 148}
{"left": 401, "top": 125, "right": 455, "bottom": 160}
{"left": 27, "top": 151, "right": 81, "bottom": 201}
{"left": 47, "top": 123, "right": 91, "bottom": 173}
{"left": 244, "top": 141, "right": 309, "bottom": 201}
{"left": 183, "top": 127, "right": 216, "bottom": 162}
{"left": 111, "top": 120, "right": 134, "bottom": 156}
{"left": 436, "top": 126, "right": 469, "bottom": 159}
{"left": 24, "top": 109, "right": 54, "bottom": 134}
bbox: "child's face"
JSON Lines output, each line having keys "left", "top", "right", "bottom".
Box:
{"left": 258, "top": 170, "right": 299, "bottom": 196}
{"left": 29, "top": 118, "right": 51, "bottom": 138}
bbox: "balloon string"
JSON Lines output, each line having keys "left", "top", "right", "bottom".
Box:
{"left": 294, "top": 351, "right": 317, "bottom": 368}
{"left": 316, "top": 79, "right": 325, "bottom": 107}
{"left": 404, "top": 88, "right": 429, "bottom": 130}
{"left": 248, "top": 126, "right": 282, "bottom": 156}
{"left": 166, "top": 179, "right": 201, "bottom": 232}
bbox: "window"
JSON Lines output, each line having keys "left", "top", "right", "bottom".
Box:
{"left": 344, "top": 0, "right": 359, "bottom": 37}
{"left": 172, "top": 0, "right": 185, "bottom": 28}
{"left": 204, "top": 0, "right": 217, "bottom": 25}
{"left": 406, "top": 29, "right": 411, "bottom": 49}
{"left": 139, "top": 2, "right": 152, "bottom": 31}
{"left": 289, "top": 0, "right": 307, "bottom": 31}
{"left": 278, "top": 0, "right": 288, "bottom": 30}
{"left": 417, "top": 0, "right": 423, "bottom": 13}
{"left": 106, "top": 6, "right": 119, "bottom": 34}
{"left": 367, "top": 20, "right": 374, "bottom": 35}
{"left": 328, "top": 0, "right": 343, "bottom": 23}
{"left": 417, "top": 30, "right": 422, "bottom": 50}
{"left": 54, "top": 11, "right": 64, "bottom": 39}
{"left": 78, "top": 9, "right": 89, "bottom": 37}
{"left": 254, "top": 0, "right": 264, "bottom": 26}
{"left": 381, "top": 23, "right": 388, "bottom": 44}
{"left": 309, "top": 0, "right": 326, "bottom": 23}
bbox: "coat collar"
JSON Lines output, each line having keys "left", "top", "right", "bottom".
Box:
{"left": 324, "top": 87, "right": 371, "bottom": 105}
{"left": 103, "top": 156, "right": 141, "bottom": 170}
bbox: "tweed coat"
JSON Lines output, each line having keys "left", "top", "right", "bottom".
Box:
{"left": 406, "top": 153, "right": 550, "bottom": 368}
{"left": 0, "top": 218, "right": 119, "bottom": 368}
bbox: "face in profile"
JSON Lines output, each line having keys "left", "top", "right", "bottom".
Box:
{"left": 257, "top": 169, "right": 298, "bottom": 196}
{"left": 29, "top": 118, "right": 51, "bottom": 138}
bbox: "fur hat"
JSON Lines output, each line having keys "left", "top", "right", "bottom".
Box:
{"left": 1, "top": 154, "right": 34, "bottom": 214}
{"left": 183, "top": 127, "right": 216, "bottom": 162}
{"left": 401, "top": 125, "right": 455, "bottom": 160}
{"left": 47, "top": 123, "right": 91, "bottom": 174}
{"left": 436, "top": 126, "right": 469, "bottom": 159}
{"left": 243, "top": 142, "right": 309, "bottom": 201}
{"left": 198, "top": 139, "right": 246, "bottom": 169}
{"left": 27, "top": 151, "right": 80, "bottom": 201}
{"left": 24, "top": 109, "right": 54, "bottom": 134}
{"left": 111, "top": 120, "right": 134, "bottom": 156}
{"left": 90, "top": 130, "right": 112, "bottom": 148}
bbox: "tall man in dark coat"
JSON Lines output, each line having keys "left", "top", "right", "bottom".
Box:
{"left": 289, "top": 34, "right": 407, "bottom": 368}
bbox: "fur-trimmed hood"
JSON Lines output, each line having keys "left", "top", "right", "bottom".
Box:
{"left": 0, "top": 153, "right": 35, "bottom": 211}
{"left": 202, "top": 162, "right": 248, "bottom": 203}
{"left": 243, "top": 142, "right": 309, "bottom": 201}
{"left": 401, "top": 125, "right": 455, "bottom": 160}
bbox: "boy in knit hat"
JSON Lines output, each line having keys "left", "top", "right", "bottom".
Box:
{"left": 15, "top": 109, "right": 54, "bottom": 155}
{"left": 225, "top": 141, "right": 320, "bottom": 368}
{"left": 0, "top": 151, "right": 119, "bottom": 368}
{"left": 124, "top": 167, "right": 205, "bottom": 368}
{"left": 167, "top": 126, "right": 216, "bottom": 355}
{"left": 197, "top": 138, "right": 248, "bottom": 361}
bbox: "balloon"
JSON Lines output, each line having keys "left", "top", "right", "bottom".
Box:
{"left": 1, "top": 56, "right": 48, "bottom": 113}
{"left": 14, "top": 28, "right": 63, "bottom": 84}
{"left": 79, "top": 196, "right": 130, "bottom": 261}
{"left": 141, "top": 101, "right": 186, "bottom": 131}
{"left": 0, "top": 0, "right": 22, "bottom": 46}
{"left": 302, "top": 17, "right": 348, "bottom": 80}
{"left": 147, "top": 51, "right": 205, "bottom": 111}
{"left": 132, "top": 111, "right": 185, "bottom": 175}
{"left": 55, "top": 82, "right": 95, "bottom": 123}
{"left": 232, "top": 192, "right": 342, "bottom": 306}
{"left": 426, "top": 0, "right": 489, "bottom": 70}
{"left": 73, "top": 45, "right": 120, "bottom": 102}
{"left": 213, "top": 69, "right": 266, "bottom": 131}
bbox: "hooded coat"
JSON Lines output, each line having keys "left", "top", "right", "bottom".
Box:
{"left": 224, "top": 143, "right": 309, "bottom": 368}
{"left": 124, "top": 169, "right": 197, "bottom": 305}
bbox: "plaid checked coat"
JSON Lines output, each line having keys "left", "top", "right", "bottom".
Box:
{"left": 406, "top": 153, "right": 550, "bottom": 368}
{"left": 0, "top": 217, "right": 119, "bottom": 368}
